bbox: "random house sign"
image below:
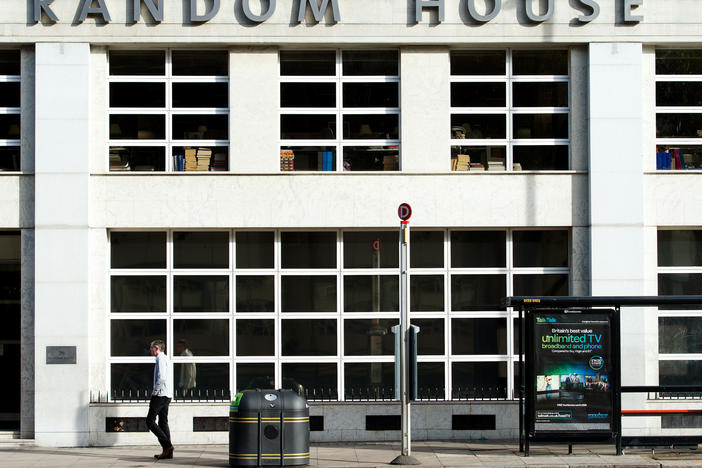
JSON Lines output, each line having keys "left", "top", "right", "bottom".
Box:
{"left": 32, "top": 0, "right": 645, "bottom": 26}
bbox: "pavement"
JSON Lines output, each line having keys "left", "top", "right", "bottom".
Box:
{"left": 2, "top": 441, "right": 702, "bottom": 467}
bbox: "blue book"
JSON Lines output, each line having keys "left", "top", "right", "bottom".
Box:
{"left": 323, "top": 151, "right": 332, "bottom": 171}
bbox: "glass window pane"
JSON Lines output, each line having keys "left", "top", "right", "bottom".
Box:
{"left": 345, "top": 363, "right": 394, "bottom": 400}
{"left": 174, "top": 276, "right": 229, "bottom": 312}
{"left": 411, "top": 231, "right": 444, "bottom": 268}
{"left": 0, "top": 115, "right": 20, "bottom": 140}
{"left": 512, "top": 50, "right": 568, "bottom": 75}
{"left": 513, "top": 114, "right": 568, "bottom": 139}
{"left": 343, "top": 83, "right": 398, "bottom": 107}
{"left": 281, "top": 114, "right": 336, "bottom": 139}
{"left": 513, "top": 230, "right": 568, "bottom": 267}
{"left": 344, "top": 275, "right": 398, "bottom": 312}
{"left": 111, "top": 363, "right": 153, "bottom": 399}
{"left": 174, "top": 319, "right": 229, "bottom": 356}
{"left": 658, "top": 230, "right": 702, "bottom": 267}
{"left": 659, "top": 317, "right": 702, "bottom": 354}
{"left": 417, "top": 362, "right": 445, "bottom": 400}
{"left": 513, "top": 274, "right": 568, "bottom": 296}
{"left": 110, "top": 114, "right": 165, "bottom": 139}
{"left": 281, "top": 232, "right": 336, "bottom": 268}
{"left": 174, "top": 363, "right": 229, "bottom": 400}
{"left": 172, "top": 50, "right": 228, "bottom": 76}
{"left": 174, "top": 231, "right": 229, "bottom": 269}
{"left": 343, "top": 146, "right": 398, "bottom": 171}
{"left": 172, "top": 114, "right": 228, "bottom": 140}
{"left": 236, "top": 319, "right": 274, "bottom": 356}
{"left": 451, "top": 82, "right": 506, "bottom": 107}
{"left": 450, "top": 114, "right": 506, "bottom": 139}
{"left": 0, "top": 50, "right": 20, "bottom": 75}
{"left": 513, "top": 82, "right": 568, "bottom": 107}
{"left": 410, "top": 275, "right": 444, "bottom": 312}
{"left": 657, "top": 82, "right": 702, "bottom": 107}
{"left": 0, "top": 147, "right": 20, "bottom": 171}
{"left": 658, "top": 274, "right": 702, "bottom": 310}
{"left": 342, "top": 51, "right": 398, "bottom": 76}
{"left": 659, "top": 360, "right": 702, "bottom": 386}
{"left": 451, "top": 275, "right": 506, "bottom": 311}
{"left": 111, "top": 276, "right": 166, "bottom": 312}
{"left": 656, "top": 146, "right": 702, "bottom": 170}
{"left": 111, "top": 232, "right": 166, "bottom": 268}
{"left": 110, "top": 146, "right": 165, "bottom": 172}
{"left": 512, "top": 145, "right": 569, "bottom": 170}
{"left": 281, "top": 83, "right": 335, "bottom": 108}
{"left": 173, "top": 83, "right": 228, "bottom": 108}
{"left": 280, "top": 51, "right": 336, "bottom": 76}
{"left": 657, "top": 114, "right": 702, "bottom": 138}
{"left": 0, "top": 82, "right": 21, "bottom": 108}
{"left": 411, "top": 318, "right": 444, "bottom": 355}
{"left": 451, "top": 231, "right": 506, "bottom": 268}
{"left": 343, "top": 115, "right": 399, "bottom": 139}
{"left": 282, "top": 319, "right": 336, "bottom": 356}
{"left": 281, "top": 276, "right": 336, "bottom": 312}
{"left": 451, "top": 145, "right": 506, "bottom": 171}
{"left": 452, "top": 362, "right": 507, "bottom": 398}
{"left": 451, "top": 318, "right": 507, "bottom": 355}
{"left": 111, "top": 319, "right": 166, "bottom": 356}
{"left": 280, "top": 146, "right": 336, "bottom": 171}
{"left": 344, "top": 319, "right": 398, "bottom": 356}
{"left": 172, "top": 146, "right": 228, "bottom": 171}
{"left": 109, "top": 50, "right": 165, "bottom": 76}
{"left": 451, "top": 51, "right": 506, "bottom": 76}
{"left": 344, "top": 231, "right": 398, "bottom": 268}
{"left": 236, "top": 232, "right": 274, "bottom": 269}
{"left": 657, "top": 50, "right": 702, "bottom": 75}
{"left": 109, "top": 82, "right": 165, "bottom": 108}
{"left": 237, "top": 363, "right": 275, "bottom": 391}
{"left": 236, "top": 276, "right": 274, "bottom": 312}
{"left": 282, "top": 363, "right": 337, "bottom": 399}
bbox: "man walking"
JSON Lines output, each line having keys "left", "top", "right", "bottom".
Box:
{"left": 147, "top": 339, "right": 174, "bottom": 460}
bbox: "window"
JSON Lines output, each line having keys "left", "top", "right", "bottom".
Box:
{"left": 108, "top": 228, "right": 569, "bottom": 401}
{"left": 657, "top": 229, "right": 702, "bottom": 389}
{"left": 450, "top": 50, "right": 569, "bottom": 171}
{"left": 0, "top": 51, "right": 20, "bottom": 171}
{"left": 280, "top": 50, "right": 400, "bottom": 172}
{"left": 108, "top": 50, "right": 229, "bottom": 172}
{"left": 656, "top": 50, "right": 702, "bottom": 170}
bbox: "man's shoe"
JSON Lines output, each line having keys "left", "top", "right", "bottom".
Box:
{"left": 154, "top": 446, "right": 174, "bottom": 459}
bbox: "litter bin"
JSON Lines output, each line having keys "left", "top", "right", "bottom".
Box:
{"left": 229, "top": 389, "right": 309, "bottom": 466}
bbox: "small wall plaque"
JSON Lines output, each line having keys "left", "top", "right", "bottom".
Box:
{"left": 46, "top": 346, "right": 76, "bottom": 364}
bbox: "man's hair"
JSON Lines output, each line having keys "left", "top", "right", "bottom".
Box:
{"left": 150, "top": 339, "right": 166, "bottom": 352}
{"left": 176, "top": 339, "right": 189, "bottom": 348}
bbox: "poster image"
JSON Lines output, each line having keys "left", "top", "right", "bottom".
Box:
{"left": 530, "top": 310, "right": 614, "bottom": 433}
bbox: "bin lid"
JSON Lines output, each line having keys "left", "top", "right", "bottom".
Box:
{"left": 232, "top": 389, "right": 308, "bottom": 413}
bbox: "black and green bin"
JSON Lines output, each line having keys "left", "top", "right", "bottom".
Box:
{"left": 229, "top": 389, "right": 310, "bottom": 466}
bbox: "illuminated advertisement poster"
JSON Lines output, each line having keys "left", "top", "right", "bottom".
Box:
{"left": 530, "top": 310, "right": 614, "bottom": 433}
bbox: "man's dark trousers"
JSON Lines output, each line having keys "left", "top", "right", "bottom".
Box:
{"left": 146, "top": 396, "right": 172, "bottom": 449}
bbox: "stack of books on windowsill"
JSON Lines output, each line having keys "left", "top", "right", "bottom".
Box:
{"left": 173, "top": 153, "right": 185, "bottom": 171}
{"left": 487, "top": 161, "right": 505, "bottom": 171}
{"left": 185, "top": 147, "right": 198, "bottom": 171}
{"left": 109, "top": 152, "right": 130, "bottom": 171}
{"left": 196, "top": 148, "right": 212, "bottom": 171}
{"left": 280, "top": 150, "right": 295, "bottom": 171}
{"left": 455, "top": 154, "right": 470, "bottom": 171}
{"left": 211, "top": 152, "right": 227, "bottom": 171}
{"left": 383, "top": 154, "right": 398, "bottom": 171}
{"left": 469, "top": 162, "right": 485, "bottom": 171}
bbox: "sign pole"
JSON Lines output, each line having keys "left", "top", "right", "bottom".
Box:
{"left": 391, "top": 204, "right": 419, "bottom": 465}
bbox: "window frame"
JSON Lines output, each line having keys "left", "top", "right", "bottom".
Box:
{"left": 0, "top": 49, "right": 21, "bottom": 172}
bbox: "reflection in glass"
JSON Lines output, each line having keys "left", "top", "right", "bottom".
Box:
{"left": 659, "top": 317, "right": 702, "bottom": 354}
{"left": 174, "top": 276, "right": 229, "bottom": 312}
{"left": 658, "top": 230, "right": 702, "bottom": 267}
{"left": 659, "top": 360, "right": 702, "bottom": 386}
{"left": 411, "top": 318, "right": 444, "bottom": 355}
{"left": 111, "top": 363, "right": 153, "bottom": 400}
{"left": 513, "top": 274, "right": 568, "bottom": 296}
{"left": 657, "top": 114, "right": 702, "bottom": 138}
{"left": 343, "top": 231, "right": 399, "bottom": 268}
{"left": 345, "top": 363, "right": 394, "bottom": 400}
{"left": 237, "top": 363, "right": 275, "bottom": 392}
{"left": 451, "top": 275, "right": 506, "bottom": 311}
{"left": 451, "top": 231, "right": 506, "bottom": 268}
{"left": 111, "top": 276, "right": 166, "bottom": 312}
{"left": 281, "top": 319, "right": 336, "bottom": 356}
{"left": 236, "top": 276, "right": 274, "bottom": 312}
{"left": 417, "top": 362, "right": 445, "bottom": 400}
{"left": 512, "top": 50, "right": 568, "bottom": 76}
{"left": 236, "top": 319, "right": 275, "bottom": 356}
{"left": 282, "top": 363, "right": 337, "bottom": 400}
{"left": 658, "top": 274, "right": 702, "bottom": 310}
{"left": 450, "top": 114, "right": 506, "bottom": 139}
{"left": 111, "top": 232, "right": 166, "bottom": 269}
{"left": 236, "top": 232, "right": 274, "bottom": 269}
{"left": 282, "top": 232, "right": 336, "bottom": 268}
{"left": 657, "top": 82, "right": 702, "bottom": 107}
{"left": 111, "top": 320, "right": 166, "bottom": 356}
{"left": 656, "top": 50, "right": 702, "bottom": 75}
{"left": 451, "top": 51, "right": 506, "bottom": 76}
{"left": 411, "top": 231, "right": 444, "bottom": 268}
{"left": 452, "top": 362, "right": 507, "bottom": 398}
{"left": 451, "top": 82, "right": 506, "bottom": 107}
{"left": 173, "top": 319, "right": 229, "bottom": 356}
{"left": 174, "top": 363, "right": 229, "bottom": 400}
{"left": 174, "top": 231, "right": 229, "bottom": 269}
{"left": 451, "top": 318, "right": 507, "bottom": 355}
{"left": 344, "top": 275, "right": 398, "bottom": 312}
{"left": 344, "top": 319, "right": 397, "bottom": 356}
{"left": 410, "top": 275, "right": 444, "bottom": 312}
{"left": 513, "top": 230, "right": 568, "bottom": 267}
